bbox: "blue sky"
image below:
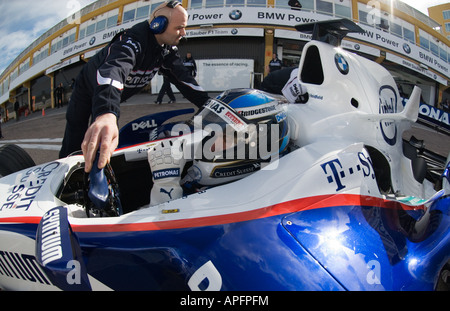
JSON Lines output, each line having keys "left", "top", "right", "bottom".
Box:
{"left": 0, "top": 0, "right": 447, "bottom": 76}
{"left": 0, "top": 0, "right": 95, "bottom": 76}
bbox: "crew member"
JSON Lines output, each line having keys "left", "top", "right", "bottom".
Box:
{"left": 268, "top": 53, "right": 282, "bottom": 73}
{"left": 59, "top": 1, "right": 209, "bottom": 173}
{"left": 54, "top": 83, "right": 64, "bottom": 108}
{"left": 183, "top": 52, "right": 197, "bottom": 77}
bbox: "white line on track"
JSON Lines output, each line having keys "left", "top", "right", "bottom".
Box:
{"left": 0, "top": 138, "right": 63, "bottom": 151}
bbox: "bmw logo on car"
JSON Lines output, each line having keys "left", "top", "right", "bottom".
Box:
{"left": 334, "top": 53, "right": 349, "bottom": 75}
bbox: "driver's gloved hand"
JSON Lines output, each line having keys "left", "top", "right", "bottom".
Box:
{"left": 148, "top": 138, "right": 186, "bottom": 206}
{"left": 282, "top": 69, "right": 308, "bottom": 104}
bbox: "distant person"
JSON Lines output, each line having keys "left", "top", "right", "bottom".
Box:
{"left": 288, "top": 0, "right": 302, "bottom": 10}
{"left": 0, "top": 112, "right": 3, "bottom": 139}
{"left": 268, "top": 53, "right": 282, "bottom": 73}
{"left": 59, "top": 1, "right": 209, "bottom": 173}
{"left": 183, "top": 52, "right": 197, "bottom": 77}
{"left": 14, "top": 101, "right": 19, "bottom": 122}
{"left": 443, "top": 99, "right": 450, "bottom": 112}
{"left": 155, "top": 74, "right": 176, "bottom": 104}
{"left": 54, "top": 83, "right": 64, "bottom": 108}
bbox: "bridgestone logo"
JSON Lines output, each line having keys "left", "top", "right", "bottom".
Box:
{"left": 238, "top": 105, "right": 276, "bottom": 117}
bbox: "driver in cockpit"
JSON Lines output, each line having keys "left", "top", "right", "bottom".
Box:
{"left": 147, "top": 88, "right": 293, "bottom": 206}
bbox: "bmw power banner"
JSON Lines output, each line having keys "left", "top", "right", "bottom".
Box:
{"left": 187, "top": 7, "right": 449, "bottom": 80}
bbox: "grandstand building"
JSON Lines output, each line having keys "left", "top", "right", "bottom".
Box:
{"left": 0, "top": 0, "right": 449, "bottom": 125}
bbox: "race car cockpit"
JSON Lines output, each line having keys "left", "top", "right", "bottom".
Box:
{"left": 57, "top": 89, "right": 293, "bottom": 217}
{"left": 148, "top": 89, "right": 291, "bottom": 206}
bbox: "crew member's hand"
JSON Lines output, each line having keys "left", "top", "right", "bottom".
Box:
{"left": 81, "top": 113, "right": 118, "bottom": 173}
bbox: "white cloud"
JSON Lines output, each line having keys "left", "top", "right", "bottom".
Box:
{"left": 0, "top": 0, "right": 95, "bottom": 75}
{"left": 400, "top": 0, "right": 448, "bottom": 16}
{"left": 0, "top": 31, "right": 33, "bottom": 52}
{"left": 0, "top": 30, "right": 35, "bottom": 73}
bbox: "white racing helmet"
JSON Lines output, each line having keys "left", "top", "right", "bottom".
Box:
{"left": 185, "top": 88, "right": 290, "bottom": 186}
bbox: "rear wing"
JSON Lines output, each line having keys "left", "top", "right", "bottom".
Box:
{"left": 295, "top": 18, "right": 365, "bottom": 46}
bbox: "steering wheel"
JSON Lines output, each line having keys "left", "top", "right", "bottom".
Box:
{"left": 84, "top": 156, "right": 123, "bottom": 217}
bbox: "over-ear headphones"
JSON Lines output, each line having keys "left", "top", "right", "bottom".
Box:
{"left": 149, "top": 1, "right": 181, "bottom": 34}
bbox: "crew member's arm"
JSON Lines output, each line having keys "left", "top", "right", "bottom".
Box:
{"left": 161, "top": 47, "right": 210, "bottom": 109}
{"left": 83, "top": 34, "right": 141, "bottom": 172}
{"left": 192, "top": 59, "right": 197, "bottom": 78}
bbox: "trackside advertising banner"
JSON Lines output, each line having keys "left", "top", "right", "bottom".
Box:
{"left": 197, "top": 59, "right": 255, "bottom": 91}
{"left": 351, "top": 26, "right": 450, "bottom": 81}
{"left": 8, "top": 7, "right": 449, "bottom": 95}
{"left": 151, "top": 59, "right": 254, "bottom": 92}
{"left": 401, "top": 98, "right": 450, "bottom": 132}
{"left": 187, "top": 7, "right": 450, "bottom": 80}
{"left": 187, "top": 7, "right": 321, "bottom": 26}
{"left": 418, "top": 103, "right": 450, "bottom": 132}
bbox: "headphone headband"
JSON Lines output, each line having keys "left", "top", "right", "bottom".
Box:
{"left": 149, "top": 1, "right": 182, "bottom": 34}
{"left": 166, "top": 0, "right": 181, "bottom": 8}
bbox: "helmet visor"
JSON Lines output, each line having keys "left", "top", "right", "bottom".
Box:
{"left": 190, "top": 99, "right": 252, "bottom": 160}
{"left": 194, "top": 99, "right": 248, "bottom": 132}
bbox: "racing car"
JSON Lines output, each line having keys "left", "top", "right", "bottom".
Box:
{"left": 0, "top": 19, "right": 449, "bottom": 291}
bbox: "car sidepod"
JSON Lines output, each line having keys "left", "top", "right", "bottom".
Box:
{"left": 282, "top": 194, "right": 450, "bottom": 290}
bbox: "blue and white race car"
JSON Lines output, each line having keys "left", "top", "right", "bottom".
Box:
{"left": 0, "top": 19, "right": 448, "bottom": 291}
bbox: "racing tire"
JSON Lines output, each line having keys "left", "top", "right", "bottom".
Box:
{"left": 0, "top": 144, "right": 36, "bottom": 178}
